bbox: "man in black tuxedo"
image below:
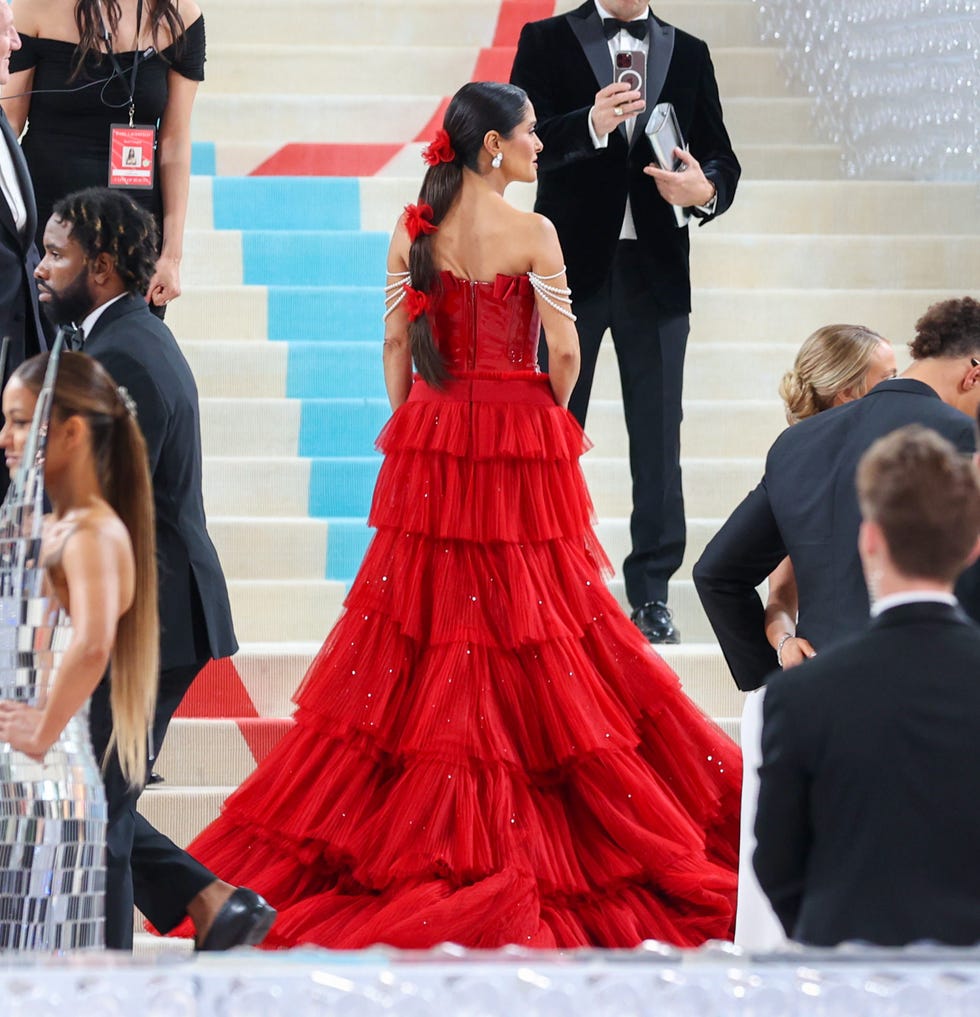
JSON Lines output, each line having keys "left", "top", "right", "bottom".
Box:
{"left": 754, "top": 424, "right": 980, "bottom": 946}
{"left": 34, "top": 187, "right": 274, "bottom": 950}
{"left": 0, "top": 3, "right": 45, "bottom": 446}
{"left": 512, "top": 1, "right": 740, "bottom": 643}
{"left": 694, "top": 297, "right": 980, "bottom": 692}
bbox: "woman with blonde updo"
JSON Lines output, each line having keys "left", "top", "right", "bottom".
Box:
{"left": 778, "top": 324, "right": 898, "bottom": 426}
{"left": 767, "top": 324, "right": 896, "bottom": 662}
{"left": 736, "top": 322, "right": 896, "bottom": 950}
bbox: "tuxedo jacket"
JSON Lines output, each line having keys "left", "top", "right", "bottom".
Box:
{"left": 511, "top": 1, "right": 740, "bottom": 306}
{"left": 0, "top": 109, "right": 45, "bottom": 375}
{"left": 85, "top": 293, "right": 237, "bottom": 672}
{"left": 693, "top": 379, "right": 979, "bottom": 690}
{"left": 755, "top": 601, "right": 980, "bottom": 946}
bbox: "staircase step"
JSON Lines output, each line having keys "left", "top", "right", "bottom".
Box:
{"left": 181, "top": 341, "right": 287, "bottom": 398}
{"left": 588, "top": 398, "right": 786, "bottom": 459}
{"left": 209, "top": 517, "right": 328, "bottom": 580}
{"left": 204, "top": 457, "right": 311, "bottom": 517}
{"left": 189, "top": 95, "right": 820, "bottom": 146}
{"left": 201, "top": 0, "right": 766, "bottom": 50}
{"left": 584, "top": 456, "right": 762, "bottom": 519}
{"left": 137, "top": 787, "right": 232, "bottom": 850}
{"left": 203, "top": 45, "right": 794, "bottom": 100}
{"left": 692, "top": 236, "right": 980, "bottom": 290}
{"left": 227, "top": 579, "right": 347, "bottom": 643}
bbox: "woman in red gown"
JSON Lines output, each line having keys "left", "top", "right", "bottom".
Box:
{"left": 183, "top": 82, "right": 741, "bottom": 950}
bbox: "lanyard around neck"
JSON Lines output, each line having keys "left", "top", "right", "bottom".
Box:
{"left": 96, "top": 0, "right": 145, "bottom": 126}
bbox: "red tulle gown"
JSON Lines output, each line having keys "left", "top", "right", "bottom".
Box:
{"left": 182, "top": 271, "right": 742, "bottom": 948}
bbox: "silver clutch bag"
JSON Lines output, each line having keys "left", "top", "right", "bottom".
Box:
{"left": 645, "top": 102, "right": 690, "bottom": 227}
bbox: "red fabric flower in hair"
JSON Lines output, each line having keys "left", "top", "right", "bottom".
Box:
{"left": 403, "top": 203, "right": 438, "bottom": 242}
{"left": 403, "top": 284, "right": 430, "bottom": 321}
{"left": 422, "top": 129, "right": 456, "bottom": 166}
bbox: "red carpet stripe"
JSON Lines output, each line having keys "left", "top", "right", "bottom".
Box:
{"left": 175, "top": 657, "right": 258, "bottom": 719}
{"left": 246, "top": 2, "right": 558, "bottom": 177}
{"left": 236, "top": 718, "right": 295, "bottom": 765}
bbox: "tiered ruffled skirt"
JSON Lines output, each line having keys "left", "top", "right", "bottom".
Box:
{"left": 182, "top": 371, "right": 741, "bottom": 948}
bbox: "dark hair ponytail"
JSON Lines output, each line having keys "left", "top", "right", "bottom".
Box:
{"left": 408, "top": 82, "right": 530, "bottom": 387}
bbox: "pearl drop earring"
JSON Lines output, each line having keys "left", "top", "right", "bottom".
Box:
{"left": 491, "top": 152, "right": 503, "bottom": 169}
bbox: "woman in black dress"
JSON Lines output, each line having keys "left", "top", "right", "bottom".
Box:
{"left": 2, "top": 0, "right": 204, "bottom": 313}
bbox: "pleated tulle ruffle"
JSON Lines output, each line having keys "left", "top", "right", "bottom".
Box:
{"left": 170, "top": 371, "right": 741, "bottom": 950}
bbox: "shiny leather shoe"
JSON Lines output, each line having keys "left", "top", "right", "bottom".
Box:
{"left": 196, "top": 887, "right": 277, "bottom": 951}
{"left": 631, "top": 601, "right": 680, "bottom": 644}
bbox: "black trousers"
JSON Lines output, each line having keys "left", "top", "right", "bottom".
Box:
{"left": 90, "top": 660, "right": 216, "bottom": 949}
{"left": 544, "top": 241, "right": 689, "bottom": 607}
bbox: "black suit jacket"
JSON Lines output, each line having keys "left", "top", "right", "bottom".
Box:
{"left": 754, "top": 601, "right": 980, "bottom": 946}
{"left": 0, "top": 109, "right": 45, "bottom": 374}
{"left": 511, "top": 1, "right": 740, "bottom": 306}
{"left": 85, "top": 293, "right": 237, "bottom": 671}
{"left": 693, "top": 379, "right": 979, "bottom": 690}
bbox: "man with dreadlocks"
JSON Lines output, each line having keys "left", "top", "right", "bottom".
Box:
{"left": 33, "top": 186, "right": 275, "bottom": 951}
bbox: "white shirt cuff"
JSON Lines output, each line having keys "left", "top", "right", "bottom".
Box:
{"left": 695, "top": 191, "right": 718, "bottom": 216}
{"left": 588, "top": 107, "right": 609, "bottom": 149}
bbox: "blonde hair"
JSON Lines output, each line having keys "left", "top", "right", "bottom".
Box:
{"left": 15, "top": 353, "right": 158, "bottom": 787}
{"left": 779, "top": 324, "right": 887, "bottom": 425}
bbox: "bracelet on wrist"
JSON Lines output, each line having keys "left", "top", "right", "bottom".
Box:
{"left": 775, "top": 632, "right": 795, "bottom": 668}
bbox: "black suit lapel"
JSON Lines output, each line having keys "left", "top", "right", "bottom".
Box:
{"left": 0, "top": 112, "right": 22, "bottom": 248}
{"left": 566, "top": 4, "right": 620, "bottom": 135}
{"left": 84, "top": 292, "right": 146, "bottom": 346}
{"left": 630, "top": 18, "right": 674, "bottom": 149}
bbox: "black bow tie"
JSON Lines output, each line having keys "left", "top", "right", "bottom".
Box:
{"left": 58, "top": 324, "right": 85, "bottom": 351}
{"left": 602, "top": 17, "right": 647, "bottom": 41}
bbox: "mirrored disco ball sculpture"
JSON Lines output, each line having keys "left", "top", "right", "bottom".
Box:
{"left": 0, "top": 336, "right": 107, "bottom": 951}
{"left": 754, "top": 0, "right": 979, "bottom": 180}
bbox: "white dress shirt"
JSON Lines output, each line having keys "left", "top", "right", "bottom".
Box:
{"left": 587, "top": 0, "right": 715, "bottom": 236}
{"left": 0, "top": 129, "right": 28, "bottom": 236}
{"left": 871, "top": 590, "right": 958, "bottom": 617}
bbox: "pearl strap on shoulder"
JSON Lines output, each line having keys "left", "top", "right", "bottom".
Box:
{"left": 528, "top": 268, "right": 576, "bottom": 321}
{"left": 383, "top": 271, "right": 411, "bottom": 320}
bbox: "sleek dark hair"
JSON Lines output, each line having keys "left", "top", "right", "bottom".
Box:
{"left": 51, "top": 187, "right": 159, "bottom": 296}
{"left": 909, "top": 297, "right": 980, "bottom": 360}
{"left": 409, "top": 81, "right": 529, "bottom": 386}
{"left": 857, "top": 424, "right": 980, "bottom": 582}
{"left": 71, "top": 0, "right": 185, "bottom": 79}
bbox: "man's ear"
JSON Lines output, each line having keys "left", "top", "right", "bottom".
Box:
{"left": 858, "top": 518, "right": 880, "bottom": 560}
{"left": 963, "top": 535, "right": 980, "bottom": 569}
{"left": 88, "top": 251, "right": 116, "bottom": 286}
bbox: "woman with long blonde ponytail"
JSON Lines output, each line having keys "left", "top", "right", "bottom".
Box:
{"left": 0, "top": 350, "right": 157, "bottom": 950}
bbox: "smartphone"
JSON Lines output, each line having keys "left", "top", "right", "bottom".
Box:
{"left": 615, "top": 49, "right": 646, "bottom": 107}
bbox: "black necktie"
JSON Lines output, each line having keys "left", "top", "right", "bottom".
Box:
{"left": 602, "top": 17, "right": 647, "bottom": 41}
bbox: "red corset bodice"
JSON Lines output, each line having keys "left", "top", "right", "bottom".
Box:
{"left": 428, "top": 271, "right": 541, "bottom": 373}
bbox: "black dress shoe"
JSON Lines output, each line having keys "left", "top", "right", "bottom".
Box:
{"left": 196, "top": 887, "right": 277, "bottom": 951}
{"left": 146, "top": 771, "right": 165, "bottom": 786}
{"left": 631, "top": 601, "right": 680, "bottom": 644}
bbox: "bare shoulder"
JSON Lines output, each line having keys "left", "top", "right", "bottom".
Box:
{"left": 60, "top": 508, "right": 132, "bottom": 567}
{"left": 522, "top": 211, "right": 563, "bottom": 269}
{"left": 11, "top": 0, "right": 60, "bottom": 35}
{"left": 387, "top": 212, "right": 411, "bottom": 272}
{"left": 176, "top": 0, "right": 203, "bottom": 24}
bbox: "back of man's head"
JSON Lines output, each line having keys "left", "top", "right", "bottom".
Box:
{"left": 51, "top": 188, "right": 159, "bottom": 297}
{"left": 909, "top": 297, "right": 980, "bottom": 362}
{"left": 857, "top": 424, "right": 980, "bottom": 583}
